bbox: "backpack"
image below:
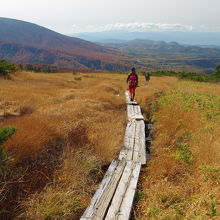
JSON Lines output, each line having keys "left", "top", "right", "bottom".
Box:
{"left": 129, "top": 74, "right": 137, "bottom": 87}
{"left": 145, "top": 72, "right": 150, "bottom": 80}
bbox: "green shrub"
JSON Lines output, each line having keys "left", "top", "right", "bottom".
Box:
{"left": 205, "top": 195, "right": 220, "bottom": 217}
{"left": 152, "top": 69, "right": 220, "bottom": 82}
{"left": 0, "top": 127, "right": 16, "bottom": 174}
{"left": 151, "top": 70, "right": 177, "bottom": 77}
{"left": 74, "top": 77, "right": 82, "bottom": 81}
{"left": 215, "top": 65, "right": 220, "bottom": 73}
{"left": 0, "top": 59, "right": 19, "bottom": 77}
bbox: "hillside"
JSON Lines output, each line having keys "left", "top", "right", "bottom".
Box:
{"left": 99, "top": 39, "right": 220, "bottom": 73}
{"left": 0, "top": 18, "right": 132, "bottom": 71}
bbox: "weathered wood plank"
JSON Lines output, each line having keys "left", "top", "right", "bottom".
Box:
{"left": 126, "top": 138, "right": 135, "bottom": 161}
{"left": 105, "top": 161, "right": 133, "bottom": 219}
{"left": 120, "top": 121, "right": 136, "bottom": 161}
{"left": 128, "top": 105, "right": 144, "bottom": 120}
{"left": 133, "top": 105, "right": 141, "bottom": 115}
{"left": 138, "top": 120, "right": 146, "bottom": 164}
{"left": 127, "top": 105, "right": 134, "bottom": 120}
{"left": 117, "top": 162, "right": 142, "bottom": 220}
{"left": 90, "top": 160, "right": 126, "bottom": 220}
{"left": 132, "top": 120, "right": 146, "bottom": 164}
{"left": 133, "top": 120, "right": 141, "bottom": 162}
{"left": 80, "top": 160, "right": 119, "bottom": 219}
{"left": 81, "top": 160, "right": 126, "bottom": 220}
{"left": 131, "top": 105, "right": 144, "bottom": 120}
{"left": 125, "top": 90, "right": 130, "bottom": 103}
{"left": 124, "top": 122, "right": 136, "bottom": 145}
{"left": 118, "top": 148, "right": 128, "bottom": 161}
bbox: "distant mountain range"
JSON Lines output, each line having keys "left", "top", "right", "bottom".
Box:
{"left": 96, "top": 39, "right": 220, "bottom": 73}
{"left": 1, "top": 18, "right": 219, "bottom": 73}
{"left": 73, "top": 30, "right": 220, "bottom": 47}
{"left": 72, "top": 31, "right": 220, "bottom": 72}
{"left": 0, "top": 18, "right": 133, "bottom": 71}
{"left": 100, "top": 39, "right": 220, "bottom": 58}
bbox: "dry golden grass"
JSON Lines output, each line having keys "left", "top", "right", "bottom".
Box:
{"left": 136, "top": 80, "right": 220, "bottom": 220}
{"left": 0, "top": 71, "right": 177, "bottom": 219}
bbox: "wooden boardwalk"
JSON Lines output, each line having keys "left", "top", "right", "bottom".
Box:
{"left": 81, "top": 91, "right": 151, "bottom": 220}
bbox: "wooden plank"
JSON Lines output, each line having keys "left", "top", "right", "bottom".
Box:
{"left": 124, "top": 122, "right": 131, "bottom": 141}
{"left": 132, "top": 105, "right": 144, "bottom": 120}
{"left": 105, "top": 161, "right": 134, "bottom": 219}
{"left": 118, "top": 148, "right": 128, "bottom": 161}
{"left": 133, "top": 143, "right": 139, "bottom": 162}
{"left": 126, "top": 138, "right": 135, "bottom": 161}
{"left": 128, "top": 105, "right": 144, "bottom": 120}
{"left": 89, "top": 160, "right": 126, "bottom": 220}
{"left": 119, "top": 138, "right": 135, "bottom": 161}
{"left": 81, "top": 160, "right": 126, "bottom": 220}
{"left": 140, "top": 120, "right": 145, "bottom": 137}
{"left": 133, "top": 120, "right": 141, "bottom": 162}
{"left": 133, "top": 105, "right": 141, "bottom": 115}
{"left": 125, "top": 90, "right": 129, "bottom": 100}
{"left": 117, "top": 162, "right": 142, "bottom": 220}
{"left": 119, "top": 121, "right": 136, "bottom": 161}
{"left": 121, "top": 120, "right": 146, "bottom": 164}
{"left": 124, "top": 123, "right": 134, "bottom": 145}
{"left": 138, "top": 120, "right": 147, "bottom": 165}
{"left": 139, "top": 138, "right": 147, "bottom": 165}
{"left": 127, "top": 105, "right": 134, "bottom": 120}
{"left": 132, "top": 120, "right": 146, "bottom": 164}
{"left": 124, "top": 121, "right": 136, "bottom": 142}
{"left": 80, "top": 160, "right": 119, "bottom": 219}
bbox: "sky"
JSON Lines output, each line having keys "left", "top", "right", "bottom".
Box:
{"left": 0, "top": 0, "right": 220, "bottom": 34}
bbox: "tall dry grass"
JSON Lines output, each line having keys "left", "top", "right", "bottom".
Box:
{"left": 136, "top": 80, "right": 220, "bottom": 220}
{"left": 0, "top": 72, "right": 126, "bottom": 219}
{"left": 0, "top": 72, "right": 177, "bottom": 219}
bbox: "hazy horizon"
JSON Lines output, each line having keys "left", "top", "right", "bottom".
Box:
{"left": 0, "top": 0, "right": 220, "bottom": 34}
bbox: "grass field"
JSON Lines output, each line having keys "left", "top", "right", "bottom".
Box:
{"left": 2, "top": 71, "right": 219, "bottom": 219}
{"left": 0, "top": 71, "right": 176, "bottom": 219}
{"left": 136, "top": 80, "right": 220, "bottom": 220}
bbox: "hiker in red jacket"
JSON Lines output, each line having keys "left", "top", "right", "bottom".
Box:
{"left": 127, "top": 67, "right": 138, "bottom": 101}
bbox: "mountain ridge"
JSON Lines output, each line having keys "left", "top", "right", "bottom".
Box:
{"left": 97, "top": 38, "right": 220, "bottom": 72}
{"left": 0, "top": 17, "right": 132, "bottom": 71}
{"left": 73, "top": 30, "right": 220, "bottom": 47}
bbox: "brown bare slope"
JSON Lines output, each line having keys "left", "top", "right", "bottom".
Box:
{"left": 0, "top": 17, "right": 132, "bottom": 71}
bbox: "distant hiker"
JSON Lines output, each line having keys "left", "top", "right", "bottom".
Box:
{"left": 127, "top": 67, "right": 138, "bottom": 101}
{"left": 145, "top": 71, "right": 150, "bottom": 82}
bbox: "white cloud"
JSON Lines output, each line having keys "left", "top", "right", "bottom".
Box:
{"left": 72, "top": 22, "right": 194, "bottom": 33}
